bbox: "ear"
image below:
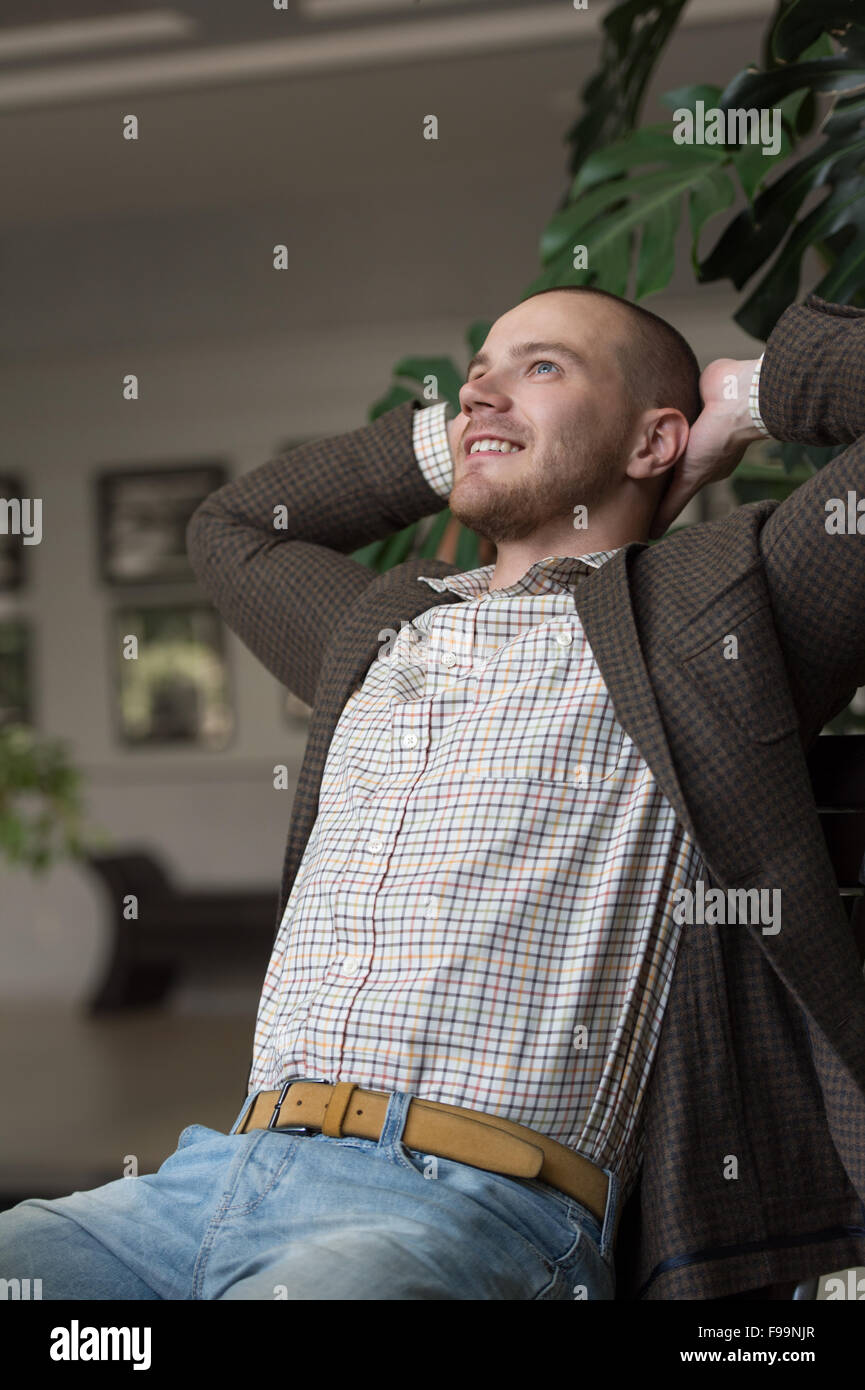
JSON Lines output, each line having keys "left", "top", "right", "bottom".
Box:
{"left": 624, "top": 408, "right": 689, "bottom": 483}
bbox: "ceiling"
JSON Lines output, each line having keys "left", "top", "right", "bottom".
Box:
{"left": 0, "top": 1, "right": 778, "bottom": 360}
{"left": 0, "top": 0, "right": 775, "bottom": 226}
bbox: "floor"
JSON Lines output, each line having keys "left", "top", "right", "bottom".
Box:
{"left": 0, "top": 1002, "right": 254, "bottom": 1201}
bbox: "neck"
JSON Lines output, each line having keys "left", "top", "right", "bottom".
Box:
{"left": 488, "top": 511, "right": 650, "bottom": 590}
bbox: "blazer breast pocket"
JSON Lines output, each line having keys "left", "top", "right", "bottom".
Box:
{"left": 674, "top": 605, "right": 800, "bottom": 745}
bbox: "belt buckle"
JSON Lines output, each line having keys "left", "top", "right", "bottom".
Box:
{"left": 267, "top": 1079, "right": 316, "bottom": 1134}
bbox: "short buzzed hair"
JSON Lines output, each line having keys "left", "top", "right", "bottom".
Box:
{"left": 524, "top": 285, "right": 701, "bottom": 426}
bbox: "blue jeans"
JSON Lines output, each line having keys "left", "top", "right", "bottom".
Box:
{"left": 0, "top": 1086, "right": 619, "bottom": 1300}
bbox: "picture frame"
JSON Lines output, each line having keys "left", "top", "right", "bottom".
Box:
{"left": 0, "top": 618, "right": 32, "bottom": 727}
{"left": 109, "top": 603, "right": 233, "bottom": 749}
{"left": 95, "top": 462, "right": 228, "bottom": 586}
{"left": 0, "top": 473, "right": 26, "bottom": 591}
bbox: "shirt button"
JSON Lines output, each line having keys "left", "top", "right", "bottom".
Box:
{"left": 401, "top": 733, "right": 419, "bottom": 748}
{"left": 441, "top": 652, "right": 457, "bottom": 669}
{"left": 555, "top": 630, "right": 573, "bottom": 646}
{"left": 342, "top": 956, "right": 360, "bottom": 975}
{"left": 367, "top": 838, "right": 384, "bottom": 852}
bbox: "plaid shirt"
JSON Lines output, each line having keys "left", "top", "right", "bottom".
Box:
{"left": 249, "top": 382, "right": 767, "bottom": 1202}
{"left": 251, "top": 376, "right": 769, "bottom": 1202}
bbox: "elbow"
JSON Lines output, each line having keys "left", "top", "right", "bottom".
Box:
{"left": 185, "top": 501, "right": 215, "bottom": 585}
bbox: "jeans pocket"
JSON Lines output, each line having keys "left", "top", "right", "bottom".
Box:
{"left": 397, "top": 1143, "right": 585, "bottom": 1267}
{"left": 556, "top": 1226, "right": 616, "bottom": 1301}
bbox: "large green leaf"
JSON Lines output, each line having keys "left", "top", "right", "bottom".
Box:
{"left": 699, "top": 134, "right": 865, "bottom": 287}
{"left": 733, "top": 178, "right": 865, "bottom": 336}
{"left": 772, "top": 0, "right": 865, "bottom": 63}
{"left": 368, "top": 382, "right": 416, "bottom": 421}
{"left": 389, "top": 354, "right": 465, "bottom": 408}
{"left": 416, "top": 507, "right": 453, "bottom": 559}
{"left": 720, "top": 56, "right": 865, "bottom": 108}
{"left": 635, "top": 200, "right": 679, "bottom": 297}
{"left": 728, "top": 89, "right": 803, "bottom": 200}
{"left": 656, "top": 79, "right": 807, "bottom": 202}
{"left": 572, "top": 122, "right": 721, "bottom": 196}
{"left": 532, "top": 126, "right": 735, "bottom": 300}
{"left": 812, "top": 183, "right": 865, "bottom": 298}
{"left": 465, "top": 320, "right": 493, "bottom": 353}
{"left": 455, "top": 525, "right": 481, "bottom": 572}
{"left": 657, "top": 82, "right": 724, "bottom": 115}
{"left": 351, "top": 520, "right": 422, "bottom": 573}
{"left": 824, "top": 89, "right": 865, "bottom": 137}
{"left": 561, "top": 0, "right": 690, "bottom": 191}
{"left": 686, "top": 166, "right": 737, "bottom": 267}
{"left": 546, "top": 160, "right": 727, "bottom": 255}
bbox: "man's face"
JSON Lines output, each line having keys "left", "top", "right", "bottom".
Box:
{"left": 449, "top": 292, "right": 638, "bottom": 545}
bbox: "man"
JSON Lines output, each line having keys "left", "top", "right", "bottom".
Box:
{"left": 2, "top": 288, "right": 865, "bottom": 1301}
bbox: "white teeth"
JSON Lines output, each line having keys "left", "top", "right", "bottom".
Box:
{"left": 469, "top": 439, "right": 523, "bottom": 455}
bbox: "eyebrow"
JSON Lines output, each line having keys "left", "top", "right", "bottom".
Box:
{"left": 465, "top": 340, "right": 588, "bottom": 379}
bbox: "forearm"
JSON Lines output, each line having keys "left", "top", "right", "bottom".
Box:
{"left": 184, "top": 397, "right": 451, "bottom": 703}
{"left": 187, "top": 398, "right": 446, "bottom": 570}
{"left": 759, "top": 294, "right": 865, "bottom": 447}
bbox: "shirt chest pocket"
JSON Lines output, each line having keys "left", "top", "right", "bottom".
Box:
{"left": 458, "top": 658, "right": 629, "bottom": 786}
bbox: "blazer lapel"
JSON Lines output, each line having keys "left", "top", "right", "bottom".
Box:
{"left": 572, "top": 542, "right": 699, "bottom": 845}
{"left": 316, "top": 557, "right": 467, "bottom": 714}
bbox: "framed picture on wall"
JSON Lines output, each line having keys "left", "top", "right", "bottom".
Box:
{"left": 109, "top": 603, "right": 233, "bottom": 749}
{"left": 0, "top": 474, "right": 26, "bottom": 590}
{"left": 95, "top": 462, "right": 228, "bottom": 585}
{"left": 0, "top": 618, "right": 32, "bottom": 727}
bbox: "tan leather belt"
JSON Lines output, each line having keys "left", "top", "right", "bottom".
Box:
{"left": 237, "top": 1080, "right": 613, "bottom": 1234}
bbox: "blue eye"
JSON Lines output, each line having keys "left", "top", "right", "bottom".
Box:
{"left": 533, "top": 361, "right": 559, "bottom": 374}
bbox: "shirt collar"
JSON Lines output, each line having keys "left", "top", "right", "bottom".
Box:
{"left": 418, "top": 548, "right": 622, "bottom": 599}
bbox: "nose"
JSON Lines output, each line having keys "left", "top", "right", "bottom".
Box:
{"left": 459, "top": 371, "right": 511, "bottom": 415}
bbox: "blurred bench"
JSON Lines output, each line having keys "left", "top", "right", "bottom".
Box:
{"left": 84, "top": 850, "right": 277, "bottom": 1012}
{"left": 807, "top": 732, "right": 865, "bottom": 968}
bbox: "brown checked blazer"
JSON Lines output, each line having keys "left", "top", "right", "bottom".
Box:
{"left": 187, "top": 293, "right": 865, "bottom": 1300}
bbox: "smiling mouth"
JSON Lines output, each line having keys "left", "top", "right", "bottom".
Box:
{"left": 464, "top": 442, "right": 526, "bottom": 459}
